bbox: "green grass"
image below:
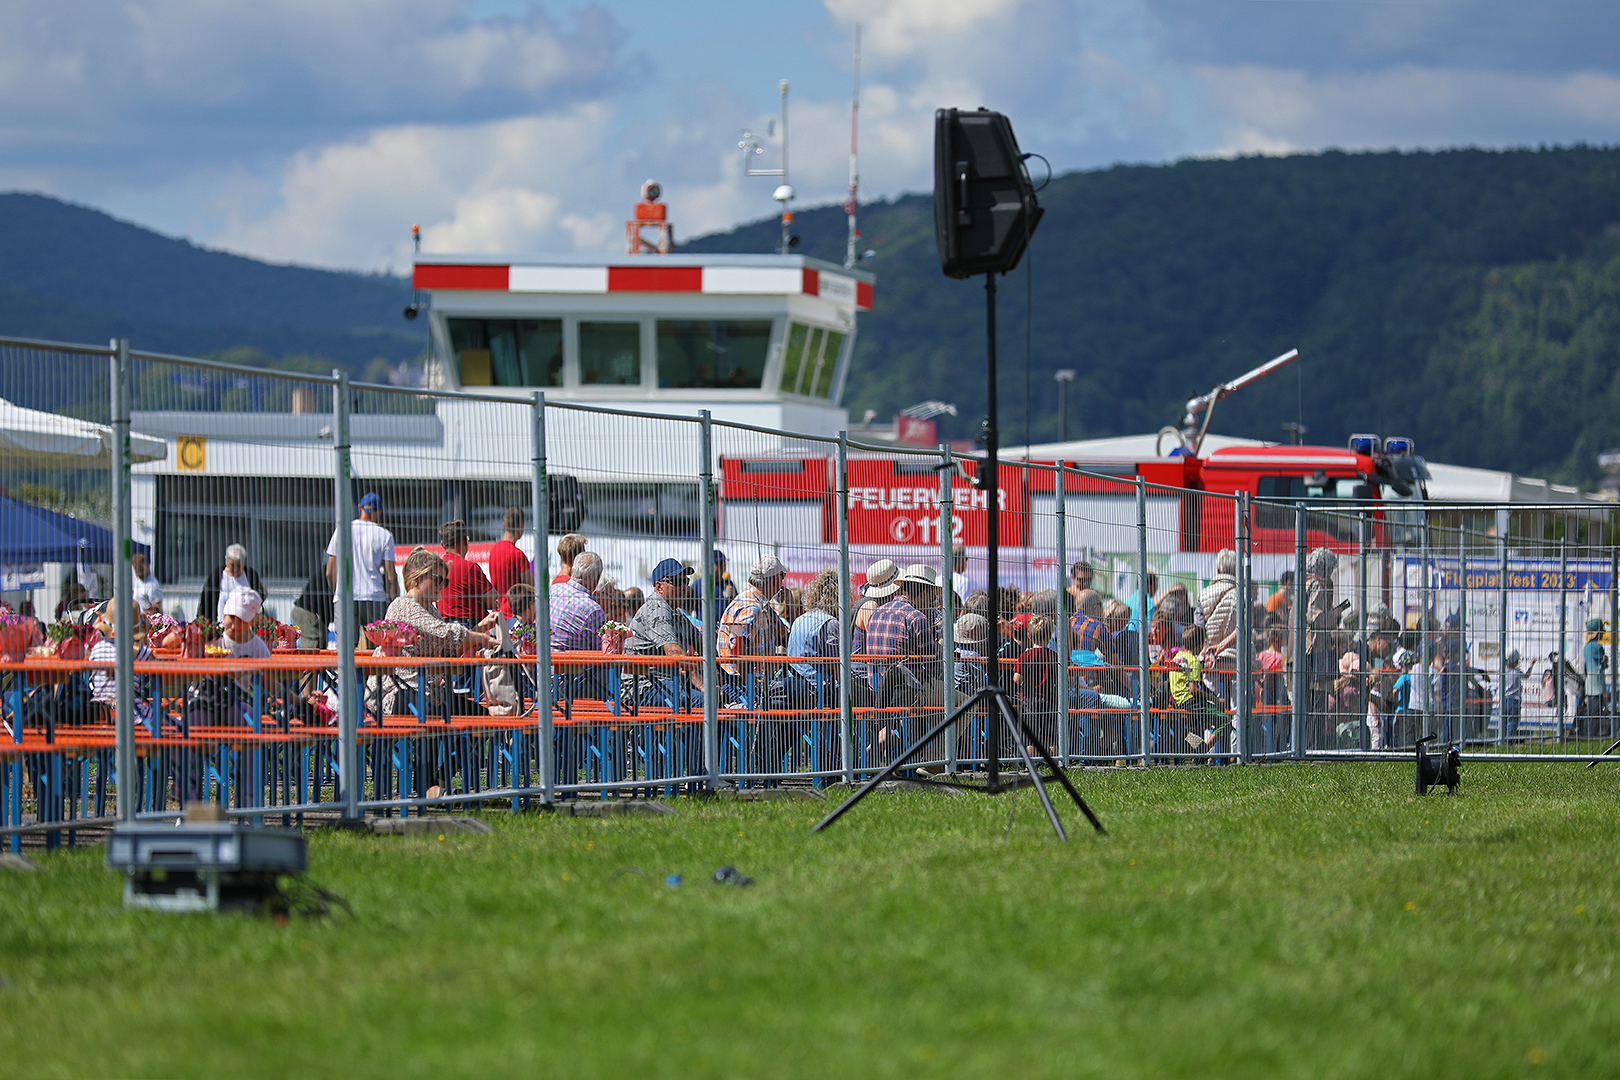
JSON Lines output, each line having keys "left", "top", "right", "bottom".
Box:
{"left": 3, "top": 763, "right": 1619, "bottom": 1078}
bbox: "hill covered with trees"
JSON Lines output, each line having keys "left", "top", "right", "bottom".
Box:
{"left": 5, "top": 146, "right": 1619, "bottom": 485}
{"left": 686, "top": 146, "right": 1620, "bottom": 486}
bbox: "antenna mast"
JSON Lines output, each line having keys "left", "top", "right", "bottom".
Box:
{"left": 739, "top": 81, "right": 793, "bottom": 254}
{"left": 845, "top": 25, "right": 861, "bottom": 270}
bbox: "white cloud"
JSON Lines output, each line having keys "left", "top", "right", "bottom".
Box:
{"left": 0, "top": 0, "right": 630, "bottom": 163}
{"left": 216, "top": 106, "right": 617, "bottom": 270}
{"left": 1193, "top": 63, "right": 1620, "bottom": 155}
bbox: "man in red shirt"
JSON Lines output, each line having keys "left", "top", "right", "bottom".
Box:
{"left": 438, "top": 519, "right": 497, "bottom": 627}
{"left": 488, "top": 507, "right": 533, "bottom": 617}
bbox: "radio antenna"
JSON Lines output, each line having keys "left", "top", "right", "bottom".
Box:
{"left": 845, "top": 25, "right": 861, "bottom": 270}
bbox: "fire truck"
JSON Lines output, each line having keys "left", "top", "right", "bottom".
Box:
{"left": 721, "top": 349, "right": 1433, "bottom": 558}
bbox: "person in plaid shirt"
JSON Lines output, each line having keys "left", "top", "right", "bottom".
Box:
{"left": 719, "top": 555, "right": 790, "bottom": 692}
{"left": 864, "top": 564, "right": 940, "bottom": 692}
{"left": 550, "top": 550, "right": 611, "bottom": 701}
{"left": 1069, "top": 589, "right": 1112, "bottom": 675}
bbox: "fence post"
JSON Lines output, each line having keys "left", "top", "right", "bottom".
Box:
{"left": 110, "top": 339, "right": 135, "bottom": 822}
{"left": 1420, "top": 515, "right": 1432, "bottom": 744}
{"left": 1136, "top": 476, "right": 1151, "bottom": 766}
{"left": 699, "top": 410, "right": 719, "bottom": 790}
{"left": 1055, "top": 460, "right": 1069, "bottom": 764}
{"left": 1558, "top": 536, "right": 1569, "bottom": 739}
{"left": 1610, "top": 544, "right": 1617, "bottom": 743}
{"left": 530, "top": 392, "right": 554, "bottom": 805}
{"left": 1457, "top": 527, "right": 1468, "bottom": 745}
{"left": 1292, "top": 503, "right": 1307, "bottom": 760}
{"left": 1235, "top": 490, "right": 1251, "bottom": 764}
{"left": 332, "top": 369, "right": 360, "bottom": 821}
{"left": 1359, "top": 511, "right": 1370, "bottom": 751}
{"left": 1498, "top": 529, "right": 1509, "bottom": 748}
{"left": 939, "top": 444, "right": 958, "bottom": 772}
{"left": 836, "top": 433, "right": 854, "bottom": 784}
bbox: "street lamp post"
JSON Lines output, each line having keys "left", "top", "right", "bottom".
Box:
{"left": 1054, "top": 369, "right": 1076, "bottom": 444}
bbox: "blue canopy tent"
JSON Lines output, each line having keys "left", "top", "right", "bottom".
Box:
{"left": 0, "top": 493, "right": 148, "bottom": 566}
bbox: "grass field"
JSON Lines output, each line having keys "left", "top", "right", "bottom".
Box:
{"left": 3, "top": 763, "right": 1618, "bottom": 1078}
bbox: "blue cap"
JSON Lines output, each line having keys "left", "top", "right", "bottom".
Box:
{"left": 651, "top": 557, "right": 694, "bottom": 584}
{"left": 359, "top": 492, "right": 382, "bottom": 513}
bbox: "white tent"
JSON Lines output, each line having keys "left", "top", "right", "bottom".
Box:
{"left": 0, "top": 397, "right": 167, "bottom": 468}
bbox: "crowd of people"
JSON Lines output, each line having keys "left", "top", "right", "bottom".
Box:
{"left": 13, "top": 495, "right": 1615, "bottom": 768}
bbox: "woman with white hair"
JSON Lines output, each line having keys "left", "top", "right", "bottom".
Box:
{"left": 198, "top": 542, "right": 265, "bottom": 623}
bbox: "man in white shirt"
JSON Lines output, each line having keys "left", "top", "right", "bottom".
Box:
{"left": 326, "top": 491, "right": 399, "bottom": 626}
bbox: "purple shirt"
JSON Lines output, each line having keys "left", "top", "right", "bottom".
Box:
{"left": 550, "top": 579, "right": 605, "bottom": 651}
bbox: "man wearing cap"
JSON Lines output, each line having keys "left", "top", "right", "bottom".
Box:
{"left": 326, "top": 491, "right": 399, "bottom": 627}
{"left": 625, "top": 558, "right": 704, "bottom": 707}
{"left": 864, "top": 563, "right": 941, "bottom": 694}
{"left": 718, "top": 555, "right": 789, "bottom": 702}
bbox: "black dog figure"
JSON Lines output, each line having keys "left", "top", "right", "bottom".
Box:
{"left": 1415, "top": 735, "right": 1461, "bottom": 795}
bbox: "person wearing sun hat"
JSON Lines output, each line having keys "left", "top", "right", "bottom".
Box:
{"left": 952, "top": 611, "right": 990, "bottom": 697}
{"left": 847, "top": 559, "right": 899, "bottom": 701}
{"left": 864, "top": 563, "right": 940, "bottom": 693}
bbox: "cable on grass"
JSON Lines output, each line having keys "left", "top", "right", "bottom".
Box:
{"left": 263, "top": 877, "right": 354, "bottom": 921}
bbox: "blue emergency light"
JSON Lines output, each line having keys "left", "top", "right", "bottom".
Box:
{"left": 1348, "top": 433, "right": 1381, "bottom": 457}
{"left": 1383, "top": 436, "right": 1416, "bottom": 457}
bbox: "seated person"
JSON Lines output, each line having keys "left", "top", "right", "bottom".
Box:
{"left": 718, "top": 555, "right": 791, "bottom": 703}
{"left": 953, "top": 612, "right": 990, "bottom": 697}
{"left": 369, "top": 550, "right": 498, "bottom": 721}
{"left": 1069, "top": 589, "right": 1112, "bottom": 677}
{"left": 483, "top": 582, "right": 539, "bottom": 715}
{"left": 623, "top": 557, "right": 704, "bottom": 709}
{"left": 550, "top": 551, "right": 612, "bottom": 700}
{"left": 87, "top": 598, "right": 154, "bottom": 723}
{"left": 783, "top": 568, "right": 841, "bottom": 708}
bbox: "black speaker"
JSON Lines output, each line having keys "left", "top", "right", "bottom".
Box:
{"left": 933, "top": 108, "right": 1044, "bottom": 279}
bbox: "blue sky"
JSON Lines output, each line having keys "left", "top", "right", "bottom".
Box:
{"left": 2, "top": 0, "right": 1616, "bottom": 273}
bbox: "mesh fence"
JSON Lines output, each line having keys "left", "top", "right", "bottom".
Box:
{"left": 6, "top": 332, "right": 1620, "bottom": 843}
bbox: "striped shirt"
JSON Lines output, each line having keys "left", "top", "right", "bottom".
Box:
{"left": 550, "top": 579, "right": 605, "bottom": 651}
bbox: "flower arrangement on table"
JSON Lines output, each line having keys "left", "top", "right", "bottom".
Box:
{"left": 44, "top": 618, "right": 90, "bottom": 661}
{"left": 0, "top": 608, "right": 40, "bottom": 663}
{"left": 146, "top": 610, "right": 182, "bottom": 648}
{"left": 364, "top": 619, "right": 419, "bottom": 654}
{"left": 509, "top": 622, "right": 537, "bottom": 655}
{"left": 250, "top": 612, "right": 299, "bottom": 648}
{"left": 600, "top": 621, "right": 632, "bottom": 655}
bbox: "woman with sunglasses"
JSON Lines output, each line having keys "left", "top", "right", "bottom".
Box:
{"left": 369, "top": 547, "right": 500, "bottom": 719}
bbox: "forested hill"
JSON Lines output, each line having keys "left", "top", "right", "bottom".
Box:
{"left": 0, "top": 192, "right": 417, "bottom": 374}
{"left": 685, "top": 147, "right": 1620, "bottom": 487}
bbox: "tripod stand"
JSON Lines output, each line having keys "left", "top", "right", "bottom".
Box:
{"left": 814, "top": 272, "right": 1105, "bottom": 840}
